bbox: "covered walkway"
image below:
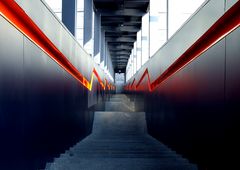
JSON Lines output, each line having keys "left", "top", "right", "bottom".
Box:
{"left": 0, "top": 1, "right": 240, "bottom": 170}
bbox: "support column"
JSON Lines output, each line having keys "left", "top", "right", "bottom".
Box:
{"left": 105, "top": 43, "right": 108, "bottom": 68}
{"left": 94, "top": 12, "right": 101, "bottom": 64}
{"left": 84, "top": 0, "right": 93, "bottom": 56}
{"left": 124, "top": 72, "right": 126, "bottom": 84}
{"left": 100, "top": 28, "right": 105, "bottom": 68}
{"left": 62, "top": 0, "right": 76, "bottom": 36}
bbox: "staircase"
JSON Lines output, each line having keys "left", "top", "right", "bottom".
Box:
{"left": 45, "top": 94, "right": 197, "bottom": 170}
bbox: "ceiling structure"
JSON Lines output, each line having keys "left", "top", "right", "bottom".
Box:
{"left": 93, "top": 0, "right": 149, "bottom": 73}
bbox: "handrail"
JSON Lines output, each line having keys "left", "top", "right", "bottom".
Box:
{"left": 125, "top": 1, "right": 240, "bottom": 92}
{"left": 0, "top": 0, "right": 114, "bottom": 91}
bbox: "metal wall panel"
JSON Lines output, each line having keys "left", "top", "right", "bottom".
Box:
{"left": 127, "top": 0, "right": 225, "bottom": 82}
{"left": 125, "top": 0, "right": 240, "bottom": 169}
{"left": 226, "top": 28, "right": 240, "bottom": 101}
{"left": 16, "top": 0, "right": 63, "bottom": 51}
{"left": 0, "top": 1, "right": 113, "bottom": 169}
{"left": 0, "top": 16, "right": 24, "bottom": 169}
{"left": 15, "top": 0, "right": 110, "bottom": 83}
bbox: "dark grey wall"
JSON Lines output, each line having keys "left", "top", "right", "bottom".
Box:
{"left": 0, "top": 15, "right": 93, "bottom": 170}
{"left": 128, "top": 27, "right": 240, "bottom": 170}
{"left": 142, "top": 28, "right": 240, "bottom": 169}
{"left": 125, "top": 0, "right": 240, "bottom": 169}
{"left": 0, "top": 1, "right": 113, "bottom": 169}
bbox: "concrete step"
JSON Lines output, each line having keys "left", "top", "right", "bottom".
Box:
{"left": 45, "top": 95, "right": 198, "bottom": 170}
{"left": 105, "top": 94, "right": 135, "bottom": 111}
{"left": 105, "top": 101, "right": 134, "bottom": 112}
{"left": 47, "top": 158, "right": 197, "bottom": 170}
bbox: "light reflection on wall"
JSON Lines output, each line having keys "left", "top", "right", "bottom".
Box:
{"left": 149, "top": 0, "right": 167, "bottom": 57}
{"left": 168, "top": 0, "right": 205, "bottom": 38}
{"left": 126, "top": 0, "right": 206, "bottom": 82}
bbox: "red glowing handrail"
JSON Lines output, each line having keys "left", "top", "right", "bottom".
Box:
{"left": 135, "top": 69, "right": 152, "bottom": 91}
{"left": 0, "top": 0, "right": 114, "bottom": 91}
{"left": 125, "top": 1, "right": 240, "bottom": 92}
{"left": 130, "top": 78, "right": 136, "bottom": 90}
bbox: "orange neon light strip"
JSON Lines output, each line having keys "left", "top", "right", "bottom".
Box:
{"left": 135, "top": 69, "right": 152, "bottom": 91}
{"left": 0, "top": 0, "right": 114, "bottom": 91}
{"left": 125, "top": 1, "right": 240, "bottom": 92}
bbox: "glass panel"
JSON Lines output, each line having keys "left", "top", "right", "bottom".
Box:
{"left": 76, "top": 12, "right": 84, "bottom": 28}
{"left": 55, "top": 12, "right": 62, "bottom": 21}
{"left": 44, "top": 0, "right": 62, "bottom": 20}
{"left": 158, "top": 13, "right": 167, "bottom": 30}
{"left": 76, "top": 0, "right": 84, "bottom": 45}
{"left": 149, "top": 0, "right": 167, "bottom": 57}
{"left": 141, "top": 12, "right": 149, "bottom": 66}
{"left": 168, "top": 0, "right": 205, "bottom": 38}
{"left": 76, "top": 28, "right": 84, "bottom": 46}
{"left": 77, "top": 0, "right": 84, "bottom": 11}
{"left": 136, "top": 30, "right": 142, "bottom": 71}
{"left": 133, "top": 42, "right": 137, "bottom": 75}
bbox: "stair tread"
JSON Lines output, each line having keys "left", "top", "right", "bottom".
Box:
{"left": 46, "top": 95, "right": 197, "bottom": 170}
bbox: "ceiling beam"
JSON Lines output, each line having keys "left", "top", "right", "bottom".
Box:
{"left": 102, "top": 25, "right": 140, "bottom": 32}
{"left": 101, "top": 21, "right": 141, "bottom": 26}
{"left": 106, "top": 37, "right": 136, "bottom": 43}
{"left": 113, "top": 60, "right": 129, "bottom": 63}
{"left": 108, "top": 44, "right": 133, "bottom": 50}
{"left": 109, "top": 49, "right": 132, "bottom": 53}
{"left": 111, "top": 57, "right": 130, "bottom": 59}
{"left": 93, "top": 0, "right": 149, "bottom": 70}
{"left": 98, "top": 8, "right": 145, "bottom": 16}
{"left": 105, "top": 32, "right": 136, "bottom": 37}
{"left": 112, "top": 54, "right": 129, "bottom": 57}
{"left": 110, "top": 51, "right": 131, "bottom": 55}
{"left": 112, "top": 57, "right": 129, "bottom": 60}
